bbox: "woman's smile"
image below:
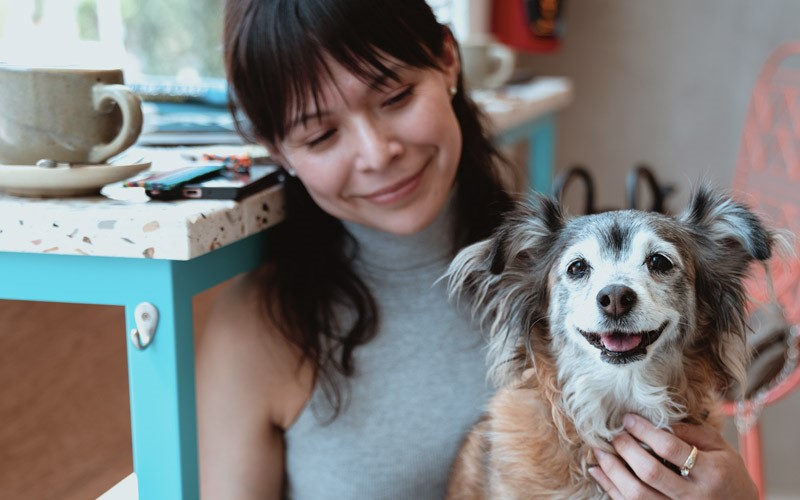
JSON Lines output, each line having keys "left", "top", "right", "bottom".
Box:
{"left": 359, "top": 163, "right": 427, "bottom": 206}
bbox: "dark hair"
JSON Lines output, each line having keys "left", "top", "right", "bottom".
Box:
{"left": 224, "top": 0, "right": 514, "bottom": 418}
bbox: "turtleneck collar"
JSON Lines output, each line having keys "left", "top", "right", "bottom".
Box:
{"left": 342, "top": 189, "right": 458, "bottom": 273}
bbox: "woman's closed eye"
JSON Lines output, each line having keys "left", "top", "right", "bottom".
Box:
{"left": 382, "top": 85, "right": 414, "bottom": 108}
{"left": 306, "top": 128, "right": 337, "bottom": 148}
{"left": 303, "top": 86, "right": 414, "bottom": 148}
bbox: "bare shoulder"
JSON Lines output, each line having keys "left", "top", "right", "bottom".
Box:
{"left": 197, "top": 264, "right": 313, "bottom": 429}
{"left": 197, "top": 266, "right": 312, "bottom": 496}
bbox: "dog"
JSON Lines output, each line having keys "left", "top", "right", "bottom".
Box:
{"left": 445, "top": 186, "right": 782, "bottom": 499}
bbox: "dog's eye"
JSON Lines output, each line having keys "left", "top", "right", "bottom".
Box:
{"left": 567, "top": 259, "right": 589, "bottom": 278}
{"left": 646, "top": 253, "right": 673, "bottom": 273}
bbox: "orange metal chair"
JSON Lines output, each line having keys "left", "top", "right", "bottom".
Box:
{"left": 722, "top": 41, "right": 800, "bottom": 500}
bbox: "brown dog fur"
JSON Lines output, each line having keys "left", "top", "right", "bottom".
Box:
{"left": 445, "top": 188, "right": 782, "bottom": 499}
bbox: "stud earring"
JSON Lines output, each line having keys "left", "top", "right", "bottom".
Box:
{"left": 449, "top": 85, "right": 457, "bottom": 96}
{"left": 286, "top": 166, "right": 297, "bottom": 177}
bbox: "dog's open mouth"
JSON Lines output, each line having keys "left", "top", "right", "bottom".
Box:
{"left": 578, "top": 321, "right": 669, "bottom": 364}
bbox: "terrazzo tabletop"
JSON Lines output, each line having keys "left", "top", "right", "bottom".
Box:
{"left": 0, "top": 146, "right": 286, "bottom": 260}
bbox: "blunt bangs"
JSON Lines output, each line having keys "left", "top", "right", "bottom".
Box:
{"left": 225, "top": 0, "right": 446, "bottom": 143}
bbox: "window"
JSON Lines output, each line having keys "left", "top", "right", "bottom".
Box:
{"left": 0, "top": 0, "right": 453, "bottom": 82}
{"left": 0, "top": 0, "right": 455, "bottom": 144}
{"left": 0, "top": 0, "right": 224, "bottom": 82}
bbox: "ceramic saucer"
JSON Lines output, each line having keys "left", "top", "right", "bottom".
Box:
{"left": 0, "top": 160, "right": 151, "bottom": 198}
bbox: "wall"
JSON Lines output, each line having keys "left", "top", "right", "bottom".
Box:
{"left": 519, "top": 0, "right": 799, "bottom": 208}
{"left": 516, "top": 1, "right": 800, "bottom": 498}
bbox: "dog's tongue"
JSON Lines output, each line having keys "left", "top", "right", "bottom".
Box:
{"left": 600, "top": 332, "right": 643, "bottom": 353}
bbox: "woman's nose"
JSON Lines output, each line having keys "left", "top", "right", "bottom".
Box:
{"left": 353, "top": 117, "right": 403, "bottom": 171}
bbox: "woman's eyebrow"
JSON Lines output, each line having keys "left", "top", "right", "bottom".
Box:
{"left": 369, "top": 71, "right": 393, "bottom": 90}
{"left": 287, "top": 64, "right": 406, "bottom": 131}
{"left": 289, "top": 110, "right": 331, "bottom": 131}
{"left": 369, "top": 63, "right": 407, "bottom": 89}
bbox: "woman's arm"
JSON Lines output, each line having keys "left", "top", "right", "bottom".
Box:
{"left": 197, "top": 272, "right": 312, "bottom": 499}
{"left": 589, "top": 414, "right": 757, "bottom": 500}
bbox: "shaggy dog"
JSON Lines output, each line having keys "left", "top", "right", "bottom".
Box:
{"left": 445, "top": 187, "right": 780, "bottom": 499}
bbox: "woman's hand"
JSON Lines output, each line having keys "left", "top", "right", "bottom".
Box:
{"left": 588, "top": 414, "right": 758, "bottom": 500}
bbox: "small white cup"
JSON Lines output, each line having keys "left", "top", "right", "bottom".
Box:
{"left": 460, "top": 35, "right": 516, "bottom": 90}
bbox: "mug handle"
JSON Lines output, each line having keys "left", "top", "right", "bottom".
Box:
{"left": 88, "top": 84, "right": 143, "bottom": 164}
{"left": 483, "top": 43, "right": 516, "bottom": 89}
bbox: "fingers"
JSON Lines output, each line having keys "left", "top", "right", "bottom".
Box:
{"left": 592, "top": 447, "right": 670, "bottom": 500}
{"left": 587, "top": 465, "right": 625, "bottom": 500}
{"left": 610, "top": 431, "right": 691, "bottom": 497}
{"left": 622, "top": 414, "right": 700, "bottom": 471}
{"left": 591, "top": 416, "right": 758, "bottom": 500}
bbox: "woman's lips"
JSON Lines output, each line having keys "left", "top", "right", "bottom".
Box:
{"left": 361, "top": 168, "right": 425, "bottom": 205}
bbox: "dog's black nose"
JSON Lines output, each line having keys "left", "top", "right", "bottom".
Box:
{"left": 597, "top": 285, "right": 637, "bottom": 318}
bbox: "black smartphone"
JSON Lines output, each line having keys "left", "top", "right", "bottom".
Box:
{"left": 139, "top": 164, "right": 227, "bottom": 200}
{"left": 129, "top": 164, "right": 225, "bottom": 192}
{"left": 180, "top": 164, "right": 284, "bottom": 200}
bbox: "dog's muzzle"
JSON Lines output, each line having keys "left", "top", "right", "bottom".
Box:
{"left": 578, "top": 321, "right": 669, "bottom": 364}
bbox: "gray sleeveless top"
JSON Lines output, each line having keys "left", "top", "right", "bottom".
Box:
{"left": 285, "top": 198, "right": 492, "bottom": 499}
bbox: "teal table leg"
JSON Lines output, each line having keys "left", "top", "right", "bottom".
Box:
{"left": 126, "top": 232, "right": 269, "bottom": 499}
{"left": 124, "top": 232, "right": 270, "bottom": 499}
{"left": 125, "top": 278, "right": 198, "bottom": 500}
{"left": 494, "top": 114, "right": 556, "bottom": 193}
{"left": 528, "top": 115, "right": 556, "bottom": 194}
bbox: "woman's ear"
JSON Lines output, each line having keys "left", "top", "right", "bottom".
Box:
{"left": 440, "top": 30, "right": 461, "bottom": 90}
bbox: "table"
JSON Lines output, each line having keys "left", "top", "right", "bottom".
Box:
{"left": 473, "top": 77, "right": 572, "bottom": 193}
{"left": 0, "top": 77, "right": 571, "bottom": 499}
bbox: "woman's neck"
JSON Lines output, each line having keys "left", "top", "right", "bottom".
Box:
{"left": 342, "top": 189, "right": 458, "bottom": 272}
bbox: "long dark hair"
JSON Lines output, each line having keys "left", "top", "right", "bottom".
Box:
{"left": 224, "top": 0, "right": 514, "bottom": 418}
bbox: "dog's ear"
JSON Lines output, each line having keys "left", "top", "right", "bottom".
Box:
{"left": 680, "top": 185, "right": 772, "bottom": 261}
{"left": 446, "top": 193, "right": 566, "bottom": 386}
{"left": 678, "top": 186, "right": 775, "bottom": 396}
{"left": 486, "top": 193, "right": 566, "bottom": 275}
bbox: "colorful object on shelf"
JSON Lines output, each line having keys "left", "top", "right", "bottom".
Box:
{"left": 491, "top": 0, "right": 566, "bottom": 53}
{"left": 200, "top": 153, "right": 253, "bottom": 173}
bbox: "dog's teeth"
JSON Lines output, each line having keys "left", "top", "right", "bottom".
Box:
{"left": 600, "top": 333, "right": 643, "bottom": 353}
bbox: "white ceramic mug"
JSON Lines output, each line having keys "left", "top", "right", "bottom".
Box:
{"left": 451, "top": 0, "right": 491, "bottom": 41}
{"left": 460, "top": 36, "right": 517, "bottom": 90}
{"left": 0, "top": 65, "right": 143, "bottom": 165}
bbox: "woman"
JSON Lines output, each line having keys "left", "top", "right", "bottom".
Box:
{"left": 197, "top": 0, "right": 757, "bottom": 498}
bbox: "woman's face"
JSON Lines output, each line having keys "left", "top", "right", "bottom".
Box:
{"left": 273, "top": 42, "right": 462, "bottom": 235}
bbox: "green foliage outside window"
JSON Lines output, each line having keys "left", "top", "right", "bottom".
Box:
{"left": 0, "top": 0, "right": 225, "bottom": 78}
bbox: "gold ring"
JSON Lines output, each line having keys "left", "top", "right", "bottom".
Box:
{"left": 680, "top": 446, "right": 699, "bottom": 477}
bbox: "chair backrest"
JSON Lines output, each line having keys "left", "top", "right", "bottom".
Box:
{"left": 733, "top": 41, "right": 800, "bottom": 324}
